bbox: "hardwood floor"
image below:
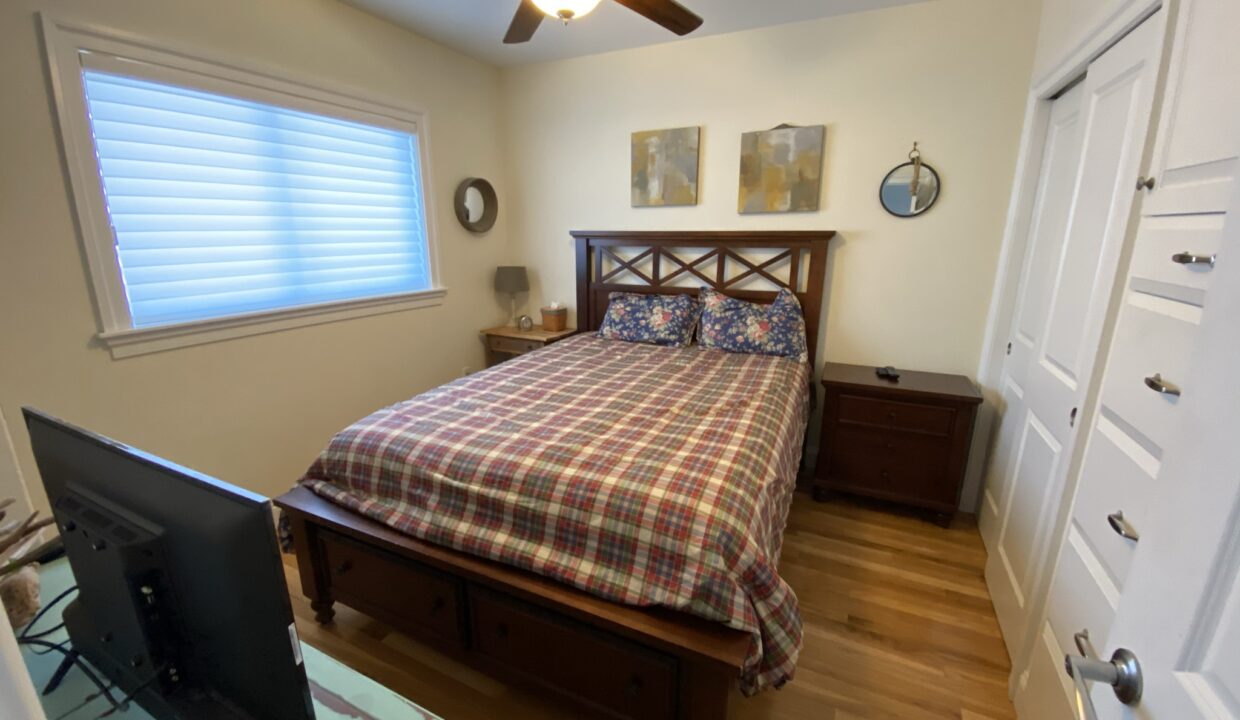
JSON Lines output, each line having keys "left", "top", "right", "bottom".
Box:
{"left": 282, "top": 491, "right": 1015, "bottom": 720}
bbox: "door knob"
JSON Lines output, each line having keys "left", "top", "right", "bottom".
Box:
{"left": 1064, "top": 630, "right": 1143, "bottom": 720}
{"left": 1136, "top": 176, "right": 1155, "bottom": 191}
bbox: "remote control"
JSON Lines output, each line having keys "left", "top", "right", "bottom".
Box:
{"left": 876, "top": 365, "right": 900, "bottom": 381}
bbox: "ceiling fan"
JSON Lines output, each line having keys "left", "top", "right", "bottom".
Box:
{"left": 504, "top": 0, "right": 703, "bottom": 44}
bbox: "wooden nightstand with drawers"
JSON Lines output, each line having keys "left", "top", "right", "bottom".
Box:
{"left": 814, "top": 363, "right": 982, "bottom": 526}
{"left": 481, "top": 325, "right": 576, "bottom": 368}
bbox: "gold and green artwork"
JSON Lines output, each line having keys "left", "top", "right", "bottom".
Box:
{"left": 738, "top": 125, "right": 825, "bottom": 213}
{"left": 631, "top": 126, "right": 700, "bottom": 207}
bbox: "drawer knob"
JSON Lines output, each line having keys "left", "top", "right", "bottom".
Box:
{"left": 626, "top": 674, "right": 643, "bottom": 698}
{"left": 884, "top": 441, "right": 896, "bottom": 450}
{"left": 333, "top": 560, "right": 353, "bottom": 575}
{"left": 1143, "top": 373, "right": 1181, "bottom": 397}
{"left": 1171, "top": 251, "right": 1216, "bottom": 268}
{"left": 1107, "top": 511, "right": 1140, "bottom": 542}
{"left": 880, "top": 470, "right": 891, "bottom": 481}
{"left": 887, "top": 411, "right": 897, "bottom": 420}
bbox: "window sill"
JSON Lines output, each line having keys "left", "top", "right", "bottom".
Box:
{"left": 98, "top": 287, "right": 448, "bottom": 359}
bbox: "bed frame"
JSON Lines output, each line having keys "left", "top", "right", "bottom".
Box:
{"left": 276, "top": 230, "right": 833, "bottom": 720}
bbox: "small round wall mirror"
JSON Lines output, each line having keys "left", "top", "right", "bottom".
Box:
{"left": 454, "top": 177, "right": 498, "bottom": 233}
{"left": 880, "top": 144, "right": 940, "bottom": 218}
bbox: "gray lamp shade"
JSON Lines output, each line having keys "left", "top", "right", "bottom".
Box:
{"left": 494, "top": 266, "right": 529, "bottom": 293}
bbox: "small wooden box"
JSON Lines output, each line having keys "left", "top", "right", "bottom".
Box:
{"left": 541, "top": 306, "right": 567, "bottom": 331}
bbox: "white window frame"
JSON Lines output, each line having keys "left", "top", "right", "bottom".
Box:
{"left": 40, "top": 13, "right": 446, "bottom": 359}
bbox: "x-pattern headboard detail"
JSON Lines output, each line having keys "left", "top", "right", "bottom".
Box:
{"left": 572, "top": 230, "right": 835, "bottom": 367}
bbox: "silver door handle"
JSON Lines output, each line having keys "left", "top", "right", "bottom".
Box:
{"left": 1107, "top": 511, "right": 1140, "bottom": 541}
{"left": 1171, "top": 251, "right": 1216, "bottom": 267}
{"left": 1064, "top": 637, "right": 1143, "bottom": 720}
{"left": 1144, "top": 373, "right": 1181, "bottom": 397}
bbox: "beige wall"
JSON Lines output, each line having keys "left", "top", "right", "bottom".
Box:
{"left": 1, "top": 0, "right": 1044, "bottom": 516}
{"left": 0, "top": 0, "right": 513, "bottom": 513}
{"left": 501, "top": 0, "right": 1039, "bottom": 379}
{"left": 1032, "top": 0, "right": 1133, "bottom": 80}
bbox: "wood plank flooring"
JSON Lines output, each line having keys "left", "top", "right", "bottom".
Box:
{"left": 282, "top": 492, "right": 1015, "bottom": 720}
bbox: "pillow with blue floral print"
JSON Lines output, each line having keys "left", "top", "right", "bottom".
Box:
{"left": 597, "top": 292, "right": 701, "bottom": 347}
{"left": 698, "top": 287, "right": 808, "bottom": 362}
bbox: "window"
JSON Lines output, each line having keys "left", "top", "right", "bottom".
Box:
{"left": 82, "top": 71, "right": 433, "bottom": 328}
{"left": 43, "top": 16, "right": 442, "bottom": 357}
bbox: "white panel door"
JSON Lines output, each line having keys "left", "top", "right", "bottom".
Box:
{"left": 1082, "top": 168, "right": 1240, "bottom": 720}
{"left": 984, "top": 12, "right": 1163, "bottom": 667}
{"left": 0, "top": 407, "right": 32, "bottom": 518}
{"left": 979, "top": 80, "right": 1085, "bottom": 557}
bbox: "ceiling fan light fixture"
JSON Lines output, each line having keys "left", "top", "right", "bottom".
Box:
{"left": 532, "top": 0, "right": 602, "bottom": 22}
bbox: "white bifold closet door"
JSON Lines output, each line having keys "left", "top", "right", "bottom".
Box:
{"left": 979, "top": 11, "right": 1163, "bottom": 671}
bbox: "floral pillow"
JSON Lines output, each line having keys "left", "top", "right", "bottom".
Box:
{"left": 597, "top": 292, "right": 700, "bottom": 347}
{"left": 698, "top": 287, "right": 808, "bottom": 362}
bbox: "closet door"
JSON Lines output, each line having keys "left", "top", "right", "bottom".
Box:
{"left": 982, "top": 12, "right": 1163, "bottom": 669}
{"left": 979, "top": 78, "right": 1085, "bottom": 626}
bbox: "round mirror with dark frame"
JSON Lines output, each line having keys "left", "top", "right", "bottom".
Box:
{"left": 454, "top": 177, "right": 498, "bottom": 233}
{"left": 880, "top": 145, "right": 940, "bottom": 218}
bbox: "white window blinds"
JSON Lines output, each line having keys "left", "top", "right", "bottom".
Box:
{"left": 81, "top": 69, "right": 432, "bottom": 328}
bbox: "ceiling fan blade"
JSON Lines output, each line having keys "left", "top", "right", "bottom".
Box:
{"left": 503, "top": 0, "right": 544, "bottom": 44}
{"left": 611, "top": 0, "right": 703, "bottom": 36}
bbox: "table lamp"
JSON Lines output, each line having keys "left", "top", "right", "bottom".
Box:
{"left": 494, "top": 266, "right": 529, "bottom": 327}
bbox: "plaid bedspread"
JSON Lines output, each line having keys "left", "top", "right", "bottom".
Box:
{"left": 299, "top": 333, "right": 809, "bottom": 693}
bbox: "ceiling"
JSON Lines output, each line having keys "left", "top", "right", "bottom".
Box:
{"left": 342, "top": 0, "right": 929, "bottom": 67}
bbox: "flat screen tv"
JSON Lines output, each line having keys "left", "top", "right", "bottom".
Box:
{"left": 23, "top": 407, "right": 314, "bottom": 719}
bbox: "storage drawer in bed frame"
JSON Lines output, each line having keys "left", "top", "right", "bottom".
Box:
{"left": 317, "top": 530, "right": 467, "bottom": 649}
{"left": 279, "top": 487, "right": 747, "bottom": 720}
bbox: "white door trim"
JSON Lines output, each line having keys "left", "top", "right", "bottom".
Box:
{"left": 0, "top": 405, "right": 32, "bottom": 518}
{"left": 0, "top": 609, "right": 47, "bottom": 720}
{"left": 0, "top": 407, "right": 46, "bottom": 720}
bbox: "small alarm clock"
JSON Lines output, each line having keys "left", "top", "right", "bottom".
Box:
{"left": 517, "top": 315, "right": 535, "bottom": 331}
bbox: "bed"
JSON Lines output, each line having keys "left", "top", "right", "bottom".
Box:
{"left": 276, "top": 230, "right": 833, "bottom": 720}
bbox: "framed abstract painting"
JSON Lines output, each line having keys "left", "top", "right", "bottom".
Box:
{"left": 631, "top": 126, "right": 700, "bottom": 207}
{"left": 738, "top": 124, "right": 825, "bottom": 213}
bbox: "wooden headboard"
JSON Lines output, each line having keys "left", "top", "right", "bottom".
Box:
{"left": 572, "top": 230, "right": 835, "bottom": 367}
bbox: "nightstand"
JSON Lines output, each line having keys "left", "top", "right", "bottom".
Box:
{"left": 814, "top": 363, "right": 982, "bottom": 526}
{"left": 481, "top": 325, "right": 576, "bottom": 367}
